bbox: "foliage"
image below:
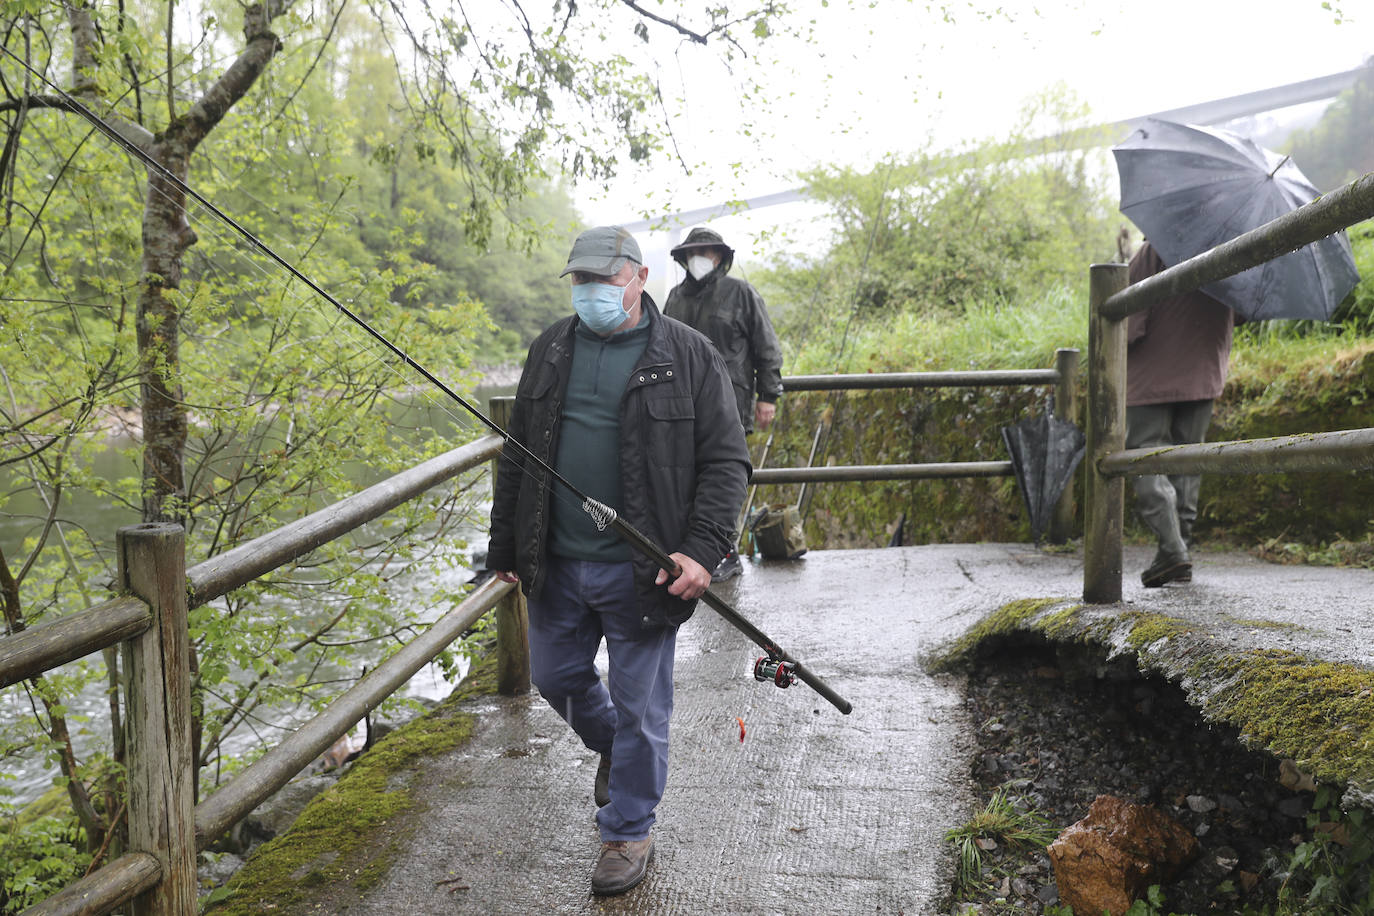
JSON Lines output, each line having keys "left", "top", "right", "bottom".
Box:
{"left": 1253, "top": 533, "right": 1374, "bottom": 569}
{"left": 0, "top": 0, "right": 504, "bottom": 805}
{"left": 371, "top": 0, "right": 795, "bottom": 243}
{"left": 759, "top": 86, "right": 1116, "bottom": 372}
{"left": 1266, "top": 785, "right": 1374, "bottom": 914}
{"left": 0, "top": 799, "right": 90, "bottom": 915}
{"left": 1281, "top": 60, "right": 1374, "bottom": 192}
{"left": 1042, "top": 883, "right": 1195, "bottom": 915}
{"left": 0, "top": 0, "right": 812, "bottom": 892}
{"left": 945, "top": 782, "right": 1059, "bottom": 900}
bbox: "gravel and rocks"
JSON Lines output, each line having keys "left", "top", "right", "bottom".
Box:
{"left": 955, "top": 637, "right": 1318, "bottom": 914}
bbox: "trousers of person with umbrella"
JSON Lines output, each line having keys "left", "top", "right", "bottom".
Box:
{"left": 1113, "top": 119, "right": 1359, "bottom": 587}
{"left": 1124, "top": 241, "right": 1234, "bottom": 586}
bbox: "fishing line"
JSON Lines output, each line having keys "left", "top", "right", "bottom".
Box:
{"left": 0, "top": 44, "right": 570, "bottom": 518}
{"left": 0, "top": 45, "right": 852, "bottom": 714}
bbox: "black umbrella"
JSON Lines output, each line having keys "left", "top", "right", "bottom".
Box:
{"left": 1000, "top": 408, "right": 1086, "bottom": 545}
{"left": 1113, "top": 118, "right": 1359, "bottom": 321}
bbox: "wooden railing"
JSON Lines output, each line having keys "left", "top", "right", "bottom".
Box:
{"left": 0, "top": 432, "right": 527, "bottom": 916}
{"left": 748, "top": 353, "right": 1082, "bottom": 543}
{"left": 1082, "top": 171, "right": 1374, "bottom": 602}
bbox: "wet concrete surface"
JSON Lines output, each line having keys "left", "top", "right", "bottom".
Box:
{"left": 290, "top": 543, "right": 1374, "bottom": 914}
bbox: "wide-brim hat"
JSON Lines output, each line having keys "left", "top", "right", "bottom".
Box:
{"left": 670, "top": 227, "right": 734, "bottom": 262}
{"left": 560, "top": 225, "right": 642, "bottom": 277}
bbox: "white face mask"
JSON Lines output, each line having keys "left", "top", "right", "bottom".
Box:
{"left": 687, "top": 255, "right": 715, "bottom": 281}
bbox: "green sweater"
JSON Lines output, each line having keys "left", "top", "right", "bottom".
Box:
{"left": 548, "top": 311, "right": 652, "bottom": 561}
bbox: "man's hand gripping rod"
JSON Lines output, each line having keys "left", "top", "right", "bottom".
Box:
{"left": 588, "top": 498, "right": 853, "bottom": 715}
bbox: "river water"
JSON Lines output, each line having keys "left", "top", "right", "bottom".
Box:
{"left": 1, "top": 382, "right": 516, "bottom": 808}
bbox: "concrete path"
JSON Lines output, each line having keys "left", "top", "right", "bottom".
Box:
{"left": 292, "top": 544, "right": 1374, "bottom": 914}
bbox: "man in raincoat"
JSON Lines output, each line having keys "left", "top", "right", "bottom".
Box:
{"left": 488, "top": 226, "right": 750, "bottom": 895}
{"left": 1126, "top": 241, "right": 1237, "bottom": 588}
{"left": 665, "top": 227, "right": 783, "bottom": 580}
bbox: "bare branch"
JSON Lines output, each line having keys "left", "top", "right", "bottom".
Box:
{"left": 616, "top": 0, "right": 708, "bottom": 43}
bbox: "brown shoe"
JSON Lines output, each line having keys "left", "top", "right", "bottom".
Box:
{"left": 594, "top": 754, "right": 611, "bottom": 808}
{"left": 591, "top": 836, "right": 653, "bottom": 895}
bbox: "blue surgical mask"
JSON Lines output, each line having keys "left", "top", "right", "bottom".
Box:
{"left": 571, "top": 279, "right": 633, "bottom": 335}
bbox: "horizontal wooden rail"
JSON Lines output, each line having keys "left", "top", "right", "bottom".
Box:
{"left": 1099, "top": 171, "right": 1374, "bottom": 321}
{"left": 194, "top": 576, "right": 513, "bottom": 850}
{"left": 21, "top": 851, "right": 161, "bottom": 916}
{"left": 0, "top": 596, "right": 150, "bottom": 689}
{"left": 1101, "top": 427, "right": 1374, "bottom": 478}
{"left": 782, "top": 369, "right": 1060, "bottom": 391}
{"left": 752, "top": 461, "right": 1014, "bottom": 484}
{"left": 188, "top": 434, "right": 503, "bottom": 608}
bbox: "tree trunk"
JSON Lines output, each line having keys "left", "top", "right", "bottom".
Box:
{"left": 137, "top": 146, "right": 195, "bottom": 523}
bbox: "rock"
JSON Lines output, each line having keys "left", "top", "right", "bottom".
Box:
{"left": 1186, "top": 794, "right": 1218, "bottom": 813}
{"left": 1217, "top": 792, "right": 1246, "bottom": 813}
{"left": 212, "top": 774, "right": 338, "bottom": 854}
{"left": 1047, "top": 795, "right": 1201, "bottom": 916}
{"left": 1279, "top": 758, "right": 1318, "bottom": 793}
{"left": 1277, "top": 796, "right": 1310, "bottom": 819}
{"left": 197, "top": 851, "right": 244, "bottom": 889}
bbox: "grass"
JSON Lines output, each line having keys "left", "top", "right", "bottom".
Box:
{"left": 945, "top": 783, "right": 1060, "bottom": 898}
{"left": 787, "top": 268, "right": 1374, "bottom": 390}
{"left": 790, "top": 283, "right": 1087, "bottom": 375}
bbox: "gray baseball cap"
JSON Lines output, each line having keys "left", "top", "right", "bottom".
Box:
{"left": 560, "top": 225, "right": 643, "bottom": 278}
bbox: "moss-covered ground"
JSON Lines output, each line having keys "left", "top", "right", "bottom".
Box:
{"left": 201, "top": 650, "right": 501, "bottom": 915}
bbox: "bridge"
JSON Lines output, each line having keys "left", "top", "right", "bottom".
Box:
{"left": 4, "top": 135, "right": 1374, "bottom": 916}
{"left": 621, "top": 64, "right": 1371, "bottom": 289}
{"left": 204, "top": 542, "right": 1374, "bottom": 914}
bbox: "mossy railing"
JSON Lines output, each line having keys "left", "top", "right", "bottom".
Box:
{"left": 1083, "top": 171, "right": 1374, "bottom": 602}
{"left": 0, "top": 435, "right": 525, "bottom": 916}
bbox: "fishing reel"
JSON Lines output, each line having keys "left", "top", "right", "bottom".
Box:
{"left": 753, "top": 656, "right": 796, "bottom": 689}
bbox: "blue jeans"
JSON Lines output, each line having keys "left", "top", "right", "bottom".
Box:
{"left": 527, "top": 556, "right": 678, "bottom": 842}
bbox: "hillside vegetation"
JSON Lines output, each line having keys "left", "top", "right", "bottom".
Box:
{"left": 752, "top": 86, "right": 1374, "bottom": 558}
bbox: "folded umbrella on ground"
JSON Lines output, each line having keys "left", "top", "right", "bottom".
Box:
{"left": 1001, "top": 408, "right": 1085, "bottom": 546}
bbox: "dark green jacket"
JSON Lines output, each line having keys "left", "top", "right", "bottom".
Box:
{"left": 665, "top": 261, "right": 782, "bottom": 433}
{"left": 487, "top": 294, "right": 751, "bottom": 626}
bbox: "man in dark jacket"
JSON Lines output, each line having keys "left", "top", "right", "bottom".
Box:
{"left": 1126, "top": 241, "right": 1236, "bottom": 588}
{"left": 487, "top": 225, "right": 750, "bottom": 896}
{"left": 665, "top": 226, "right": 782, "bottom": 580}
{"left": 666, "top": 227, "right": 783, "bottom": 433}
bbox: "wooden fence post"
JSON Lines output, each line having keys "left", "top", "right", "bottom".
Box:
{"left": 1048, "top": 347, "right": 1081, "bottom": 544}
{"left": 117, "top": 523, "right": 196, "bottom": 916}
{"left": 1083, "top": 265, "right": 1129, "bottom": 604}
{"left": 488, "top": 396, "right": 530, "bottom": 696}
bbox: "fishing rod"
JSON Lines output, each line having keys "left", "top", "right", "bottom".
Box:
{"left": 2, "top": 47, "right": 852, "bottom": 715}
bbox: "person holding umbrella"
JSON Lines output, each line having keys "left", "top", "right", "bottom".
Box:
{"left": 1125, "top": 241, "right": 1235, "bottom": 587}
{"left": 1112, "top": 118, "right": 1360, "bottom": 586}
